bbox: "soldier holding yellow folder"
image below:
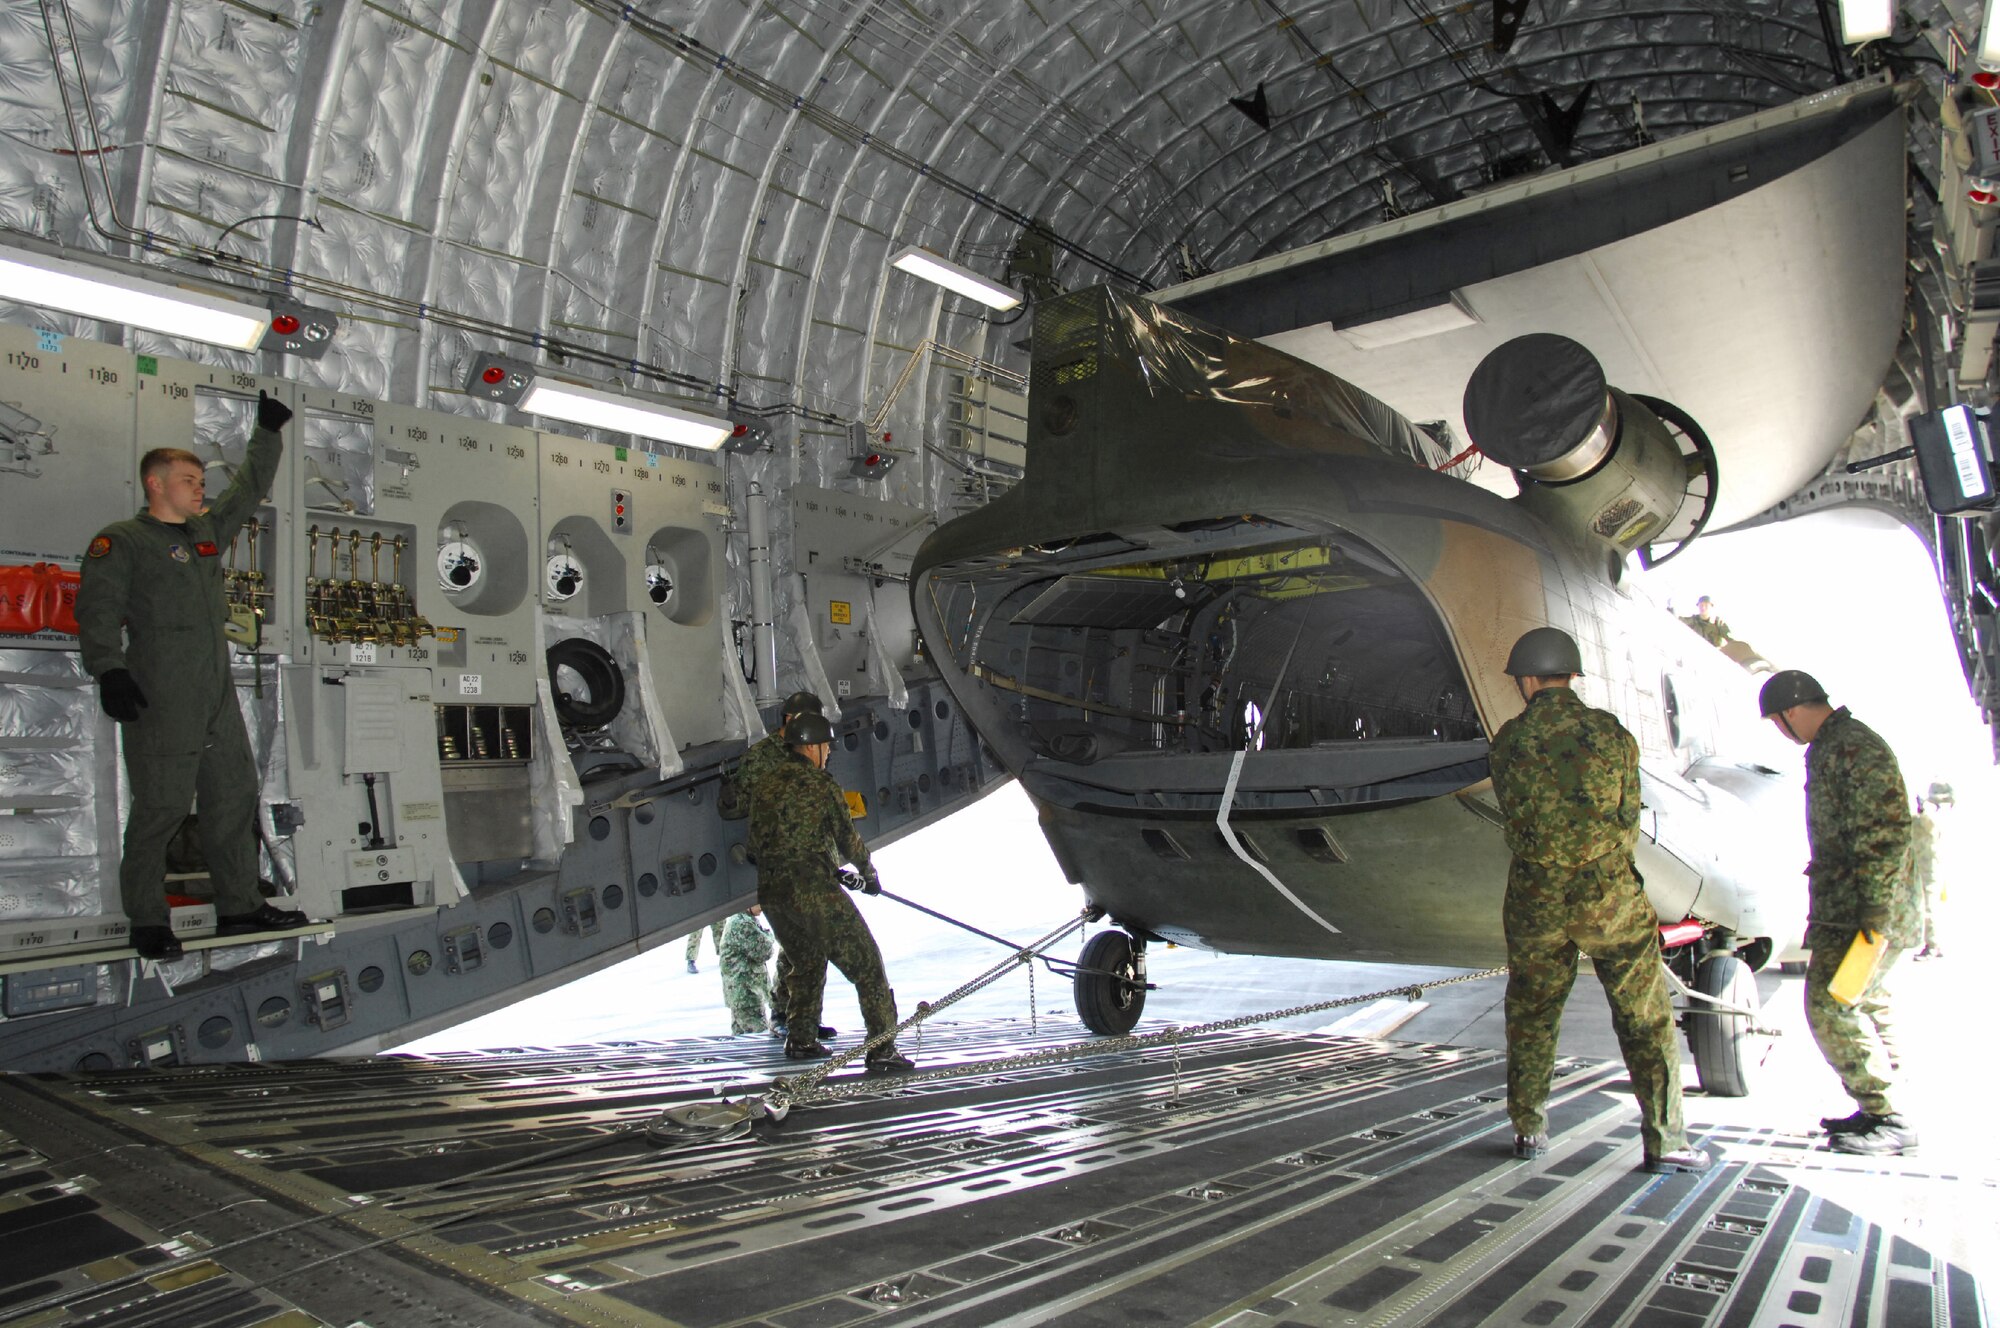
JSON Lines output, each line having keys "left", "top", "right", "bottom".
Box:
{"left": 1760, "top": 670, "right": 1918, "bottom": 1157}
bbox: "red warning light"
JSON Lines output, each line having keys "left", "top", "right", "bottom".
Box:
{"left": 864, "top": 453, "right": 881, "bottom": 467}
{"left": 731, "top": 424, "right": 749, "bottom": 436}
{"left": 1972, "top": 187, "right": 1997, "bottom": 206}
{"left": 881, "top": 431, "right": 892, "bottom": 443}
{"left": 1976, "top": 68, "right": 2000, "bottom": 89}
{"left": 481, "top": 365, "right": 507, "bottom": 385}
{"left": 615, "top": 503, "right": 626, "bottom": 515}
{"left": 270, "top": 313, "right": 301, "bottom": 336}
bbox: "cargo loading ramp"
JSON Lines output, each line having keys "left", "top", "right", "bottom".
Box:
{"left": 0, "top": 1019, "right": 1986, "bottom": 1328}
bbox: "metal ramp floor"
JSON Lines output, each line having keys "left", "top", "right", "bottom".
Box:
{"left": 0, "top": 1019, "right": 1986, "bottom": 1327}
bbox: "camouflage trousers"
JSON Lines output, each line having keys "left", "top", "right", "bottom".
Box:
{"left": 1503, "top": 855, "right": 1687, "bottom": 1158}
{"left": 721, "top": 959, "right": 772, "bottom": 1035}
{"left": 1804, "top": 934, "right": 1903, "bottom": 1115}
{"left": 686, "top": 920, "right": 725, "bottom": 964}
{"left": 758, "top": 863, "right": 899, "bottom": 1057}
{"left": 770, "top": 950, "right": 795, "bottom": 1023}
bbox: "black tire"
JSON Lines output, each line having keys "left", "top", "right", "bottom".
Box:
{"left": 1688, "top": 953, "right": 1757, "bottom": 1097}
{"left": 1074, "top": 930, "right": 1145, "bottom": 1035}
{"left": 546, "top": 638, "right": 625, "bottom": 730}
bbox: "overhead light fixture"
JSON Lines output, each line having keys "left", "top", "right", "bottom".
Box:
{"left": 1836, "top": 0, "right": 1892, "bottom": 42}
{"left": 0, "top": 242, "right": 271, "bottom": 350}
{"left": 889, "top": 247, "right": 1023, "bottom": 311}
{"left": 462, "top": 352, "right": 731, "bottom": 449}
{"left": 1982, "top": 2, "right": 2000, "bottom": 68}
{"left": 262, "top": 297, "right": 339, "bottom": 358}
{"left": 521, "top": 377, "right": 732, "bottom": 450}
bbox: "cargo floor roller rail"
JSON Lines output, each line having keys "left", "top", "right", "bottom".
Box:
{"left": 0, "top": 1012, "right": 1985, "bottom": 1328}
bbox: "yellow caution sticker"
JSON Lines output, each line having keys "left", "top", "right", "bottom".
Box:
{"left": 829, "top": 600, "right": 851, "bottom": 625}
{"left": 843, "top": 790, "right": 867, "bottom": 819}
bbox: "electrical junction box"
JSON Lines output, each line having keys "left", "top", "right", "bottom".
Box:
{"left": 1909, "top": 403, "right": 1997, "bottom": 514}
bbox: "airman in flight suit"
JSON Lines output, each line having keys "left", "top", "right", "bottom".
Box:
{"left": 74, "top": 391, "right": 310, "bottom": 960}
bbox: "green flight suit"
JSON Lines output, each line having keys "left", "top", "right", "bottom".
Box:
{"left": 1801, "top": 708, "right": 1914, "bottom": 1115}
{"left": 1490, "top": 686, "right": 1688, "bottom": 1158}
{"left": 74, "top": 426, "right": 282, "bottom": 927}
{"left": 747, "top": 749, "right": 899, "bottom": 1058}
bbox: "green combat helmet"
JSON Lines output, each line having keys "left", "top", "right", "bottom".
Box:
{"left": 783, "top": 712, "right": 835, "bottom": 746}
{"left": 783, "top": 690, "right": 824, "bottom": 720}
{"left": 1504, "top": 627, "right": 1583, "bottom": 678}
{"left": 1757, "top": 669, "right": 1826, "bottom": 718}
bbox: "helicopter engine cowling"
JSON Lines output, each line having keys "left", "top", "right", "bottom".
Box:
{"left": 1462, "top": 333, "right": 1690, "bottom": 560}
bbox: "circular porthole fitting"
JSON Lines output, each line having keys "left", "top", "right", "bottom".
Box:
{"left": 545, "top": 554, "right": 584, "bottom": 602}
{"left": 437, "top": 540, "right": 482, "bottom": 592}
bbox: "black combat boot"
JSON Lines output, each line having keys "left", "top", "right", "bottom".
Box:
{"left": 130, "top": 926, "right": 183, "bottom": 961}
{"left": 1820, "top": 1109, "right": 1877, "bottom": 1135}
{"left": 866, "top": 1048, "right": 916, "bottom": 1074}
{"left": 216, "top": 903, "right": 309, "bottom": 934}
{"left": 1830, "top": 1115, "right": 1917, "bottom": 1156}
{"left": 784, "top": 1041, "right": 831, "bottom": 1060}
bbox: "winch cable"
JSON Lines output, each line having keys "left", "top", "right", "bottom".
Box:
{"left": 757, "top": 963, "right": 1511, "bottom": 1113}
{"left": 868, "top": 883, "right": 1085, "bottom": 977}
{"left": 753, "top": 909, "right": 1095, "bottom": 1114}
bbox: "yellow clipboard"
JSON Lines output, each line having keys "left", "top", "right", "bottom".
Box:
{"left": 1828, "top": 928, "right": 1889, "bottom": 1005}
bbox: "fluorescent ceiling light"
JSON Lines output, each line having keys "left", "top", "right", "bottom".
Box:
{"left": 1334, "top": 295, "right": 1480, "bottom": 351}
{"left": 1982, "top": 2, "right": 2000, "bottom": 65}
{"left": 0, "top": 243, "right": 270, "bottom": 350}
{"left": 1836, "top": 0, "right": 1892, "bottom": 42}
{"left": 519, "top": 377, "right": 732, "bottom": 450}
{"left": 890, "top": 247, "right": 1023, "bottom": 311}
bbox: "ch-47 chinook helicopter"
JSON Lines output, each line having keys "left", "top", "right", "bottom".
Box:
{"left": 910, "top": 287, "right": 1808, "bottom": 1096}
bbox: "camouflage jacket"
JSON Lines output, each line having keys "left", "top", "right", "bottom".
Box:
{"left": 1489, "top": 686, "right": 1640, "bottom": 871}
{"left": 747, "top": 749, "right": 871, "bottom": 876}
{"left": 1908, "top": 811, "right": 1935, "bottom": 887}
{"left": 1679, "top": 614, "right": 1731, "bottom": 647}
{"left": 1804, "top": 708, "right": 1915, "bottom": 944}
{"left": 733, "top": 733, "right": 789, "bottom": 803}
{"left": 719, "top": 911, "right": 775, "bottom": 972}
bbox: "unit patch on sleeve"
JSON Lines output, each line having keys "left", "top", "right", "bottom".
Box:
{"left": 87, "top": 536, "right": 113, "bottom": 558}
{"left": 167, "top": 544, "right": 190, "bottom": 563}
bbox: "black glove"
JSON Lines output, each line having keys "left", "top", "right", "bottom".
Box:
{"left": 859, "top": 865, "right": 881, "bottom": 896}
{"left": 256, "top": 389, "right": 293, "bottom": 432}
{"left": 1856, "top": 904, "right": 1890, "bottom": 941}
{"left": 99, "top": 668, "right": 148, "bottom": 723}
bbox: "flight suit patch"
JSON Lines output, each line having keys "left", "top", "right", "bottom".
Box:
{"left": 87, "top": 536, "right": 112, "bottom": 558}
{"left": 195, "top": 541, "right": 219, "bottom": 557}
{"left": 167, "top": 544, "right": 190, "bottom": 563}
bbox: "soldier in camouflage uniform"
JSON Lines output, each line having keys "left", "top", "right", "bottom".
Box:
{"left": 1678, "top": 595, "right": 1731, "bottom": 648}
{"left": 748, "top": 712, "right": 914, "bottom": 1071}
{"left": 684, "top": 919, "right": 725, "bottom": 974}
{"left": 1913, "top": 780, "right": 1952, "bottom": 959}
{"left": 1489, "top": 628, "right": 1706, "bottom": 1174}
{"left": 718, "top": 906, "right": 776, "bottom": 1034}
{"left": 731, "top": 690, "right": 825, "bottom": 1037}
{"left": 74, "top": 392, "right": 310, "bottom": 962}
{"left": 1761, "top": 670, "right": 1918, "bottom": 1156}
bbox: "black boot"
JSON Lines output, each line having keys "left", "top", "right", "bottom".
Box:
{"left": 130, "top": 926, "right": 183, "bottom": 961}
{"left": 784, "top": 1041, "right": 831, "bottom": 1060}
{"left": 1830, "top": 1115, "right": 1917, "bottom": 1156}
{"left": 216, "top": 903, "right": 309, "bottom": 935}
{"left": 1820, "top": 1110, "right": 1877, "bottom": 1135}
